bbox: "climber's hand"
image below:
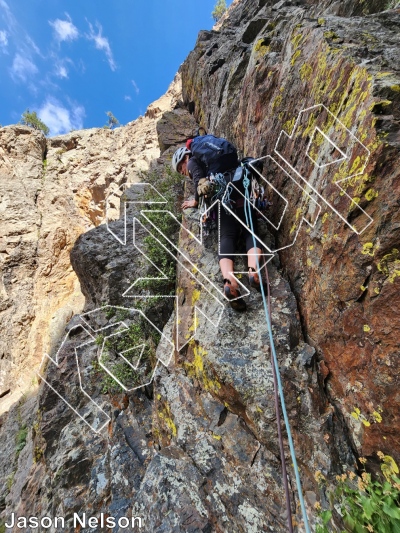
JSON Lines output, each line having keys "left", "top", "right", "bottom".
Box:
{"left": 197, "top": 178, "right": 213, "bottom": 196}
{"left": 182, "top": 199, "right": 198, "bottom": 209}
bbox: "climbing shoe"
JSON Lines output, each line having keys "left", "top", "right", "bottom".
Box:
{"left": 248, "top": 267, "right": 269, "bottom": 294}
{"left": 223, "top": 279, "right": 247, "bottom": 312}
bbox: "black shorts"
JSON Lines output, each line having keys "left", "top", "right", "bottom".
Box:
{"left": 218, "top": 202, "right": 263, "bottom": 261}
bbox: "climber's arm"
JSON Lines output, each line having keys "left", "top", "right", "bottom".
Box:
{"left": 181, "top": 157, "right": 206, "bottom": 209}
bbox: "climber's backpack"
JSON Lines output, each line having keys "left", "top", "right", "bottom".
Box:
{"left": 188, "top": 134, "right": 238, "bottom": 175}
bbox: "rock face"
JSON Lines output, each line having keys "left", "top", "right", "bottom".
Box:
{"left": 0, "top": 75, "right": 182, "bottom": 414}
{"left": 0, "top": 2, "right": 399, "bottom": 533}
{"left": 181, "top": 0, "right": 400, "bottom": 464}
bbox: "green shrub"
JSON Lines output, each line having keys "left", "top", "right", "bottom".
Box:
{"left": 315, "top": 453, "right": 400, "bottom": 532}
{"left": 137, "top": 166, "right": 183, "bottom": 296}
{"left": 104, "top": 111, "right": 119, "bottom": 129}
{"left": 21, "top": 110, "right": 50, "bottom": 136}
{"left": 91, "top": 167, "right": 184, "bottom": 394}
{"left": 212, "top": 0, "right": 227, "bottom": 22}
{"left": 15, "top": 425, "right": 28, "bottom": 456}
{"left": 94, "top": 319, "right": 161, "bottom": 393}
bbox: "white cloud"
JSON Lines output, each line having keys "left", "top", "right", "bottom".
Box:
{"left": 0, "top": 0, "right": 41, "bottom": 57}
{"left": 124, "top": 95, "right": 132, "bottom": 101}
{"left": 38, "top": 98, "right": 85, "bottom": 136}
{"left": 10, "top": 53, "right": 38, "bottom": 82}
{"left": 0, "top": 0, "right": 12, "bottom": 23}
{"left": 25, "top": 34, "right": 41, "bottom": 56}
{"left": 54, "top": 62, "right": 68, "bottom": 78}
{"left": 0, "top": 30, "right": 8, "bottom": 50}
{"left": 49, "top": 15, "right": 78, "bottom": 42}
{"left": 131, "top": 80, "right": 139, "bottom": 95}
{"left": 86, "top": 21, "right": 116, "bottom": 71}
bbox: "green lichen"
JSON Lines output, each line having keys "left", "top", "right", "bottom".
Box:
{"left": 291, "top": 49, "right": 301, "bottom": 66}
{"left": 34, "top": 446, "right": 44, "bottom": 462}
{"left": 191, "top": 289, "right": 201, "bottom": 306}
{"left": 349, "top": 196, "right": 361, "bottom": 211}
{"left": 361, "top": 242, "right": 375, "bottom": 256}
{"left": 369, "top": 100, "right": 392, "bottom": 111}
{"left": 272, "top": 94, "right": 283, "bottom": 110}
{"left": 377, "top": 249, "right": 400, "bottom": 282}
{"left": 299, "top": 63, "right": 313, "bottom": 81}
{"left": 184, "top": 343, "right": 221, "bottom": 394}
{"left": 253, "top": 38, "right": 270, "bottom": 58}
{"left": 283, "top": 117, "right": 295, "bottom": 133}
{"left": 291, "top": 32, "right": 303, "bottom": 49}
{"left": 376, "top": 71, "right": 393, "bottom": 79}
{"left": 323, "top": 31, "right": 340, "bottom": 40}
{"left": 157, "top": 401, "right": 177, "bottom": 438}
{"left": 365, "top": 188, "right": 378, "bottom": 201}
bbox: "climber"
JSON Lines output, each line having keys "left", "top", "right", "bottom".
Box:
{"left": 172, "top": 139, "right": 268, "bottom": 312}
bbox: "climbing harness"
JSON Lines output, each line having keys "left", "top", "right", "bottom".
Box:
{"left": 243, "top": 167, "right": 311, "bottom": 533}
{"left": 199, "top": 160, "right": 271, "bottom": 241}
{"left": 198, "top": 172, "right": 233, "bottom": 237}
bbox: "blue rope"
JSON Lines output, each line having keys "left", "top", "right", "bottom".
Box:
{"left": 242, "top": 167, "right": 311, "bottom": 533}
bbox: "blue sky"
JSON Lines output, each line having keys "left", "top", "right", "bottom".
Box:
{"left": 0, "top": 0, "right": 232, "bottom": 136}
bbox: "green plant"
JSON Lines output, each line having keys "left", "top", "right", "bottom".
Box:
{"left": 55, "top": 147, "right": 66, "bottom": 162}
{"left": 6, "top": 471, "right": 15, "bottom": 491}
{"left": 114, "top": 308, "right": 132, "bottom": 321}
{"left": 33, "top": 445, "right": 43, "bottom": 463}
{"left": 101, "top": 304, "right": 116, "bottom": 319}
{"left": 315, "top": 453, "right": 400, "bottom": 532}
{"left": 90, "top": 168, "right": 183, "bottom": 394}
{"left": 104, "top": 111, "right": 119, "bottom": 129}
{"left": 136, "top": 166, "right": 183, "bottom": 296}
{"left": 15, "top": 424, "right": 28, "bottom": 456}
{"left": 20, "top": 109, "right": 50, "bottom": 136}
{"left": 212, "top": 0, "right": 227, "bottom": 22}
{"left": 93, "top": 320, "right": 160, "bottom": 393}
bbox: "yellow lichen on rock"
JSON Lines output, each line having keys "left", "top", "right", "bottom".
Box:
{"left": 377, "top": 249, "right": 400, "bottom": 282}
{"left": 361, "top": 242, "right": 375, "bottom": 256}
{"left": 184, "top": 344, "right": 221, "bottom": 394}
{"left": 299, "top": 63, "right": 313, "bottom": 81}
{"left": 365, "top": 188, "right": 378, "bottom": 201}
{"left": 191, "top": 289, "right": 201, "bottom": 306}
{"left": 157, "top": 400, "right": 177, "bottom": 438}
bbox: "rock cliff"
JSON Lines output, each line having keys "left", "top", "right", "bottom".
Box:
{"left": 181, "top": 0, "right": 400, "bottom": 464}
{"left": 0, "top": 1, "right": 399, "bottom": 532}
{"left": 0, "top": 76, "right": 181, "bottom": 414}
